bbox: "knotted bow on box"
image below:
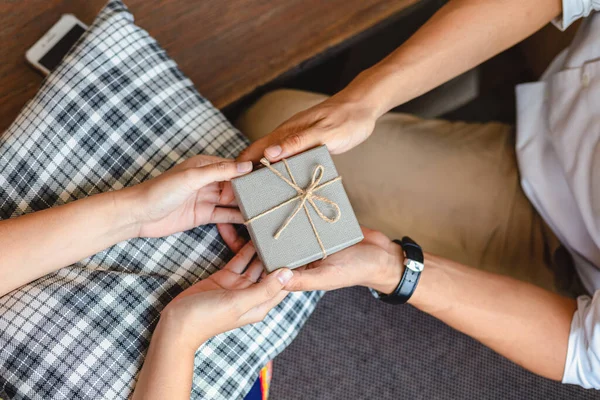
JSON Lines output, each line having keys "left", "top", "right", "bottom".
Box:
{"left": 244, "top": 157, "right": 342, "bottom": 259}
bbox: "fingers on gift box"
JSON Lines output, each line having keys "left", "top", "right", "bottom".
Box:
{"left": 232, "top": 145, "right": 363, "bottom": 272}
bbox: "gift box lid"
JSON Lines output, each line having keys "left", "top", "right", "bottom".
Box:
{"left": 232, "top": 145, "right": 363, "bottom": 272}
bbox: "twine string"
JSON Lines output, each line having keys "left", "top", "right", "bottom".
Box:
{"left": 244, "top": 157, "right": 342, "bottom": 258}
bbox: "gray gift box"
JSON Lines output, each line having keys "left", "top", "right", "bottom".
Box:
{"left": 232, "top": 145, "right": 364, "bottom": 272}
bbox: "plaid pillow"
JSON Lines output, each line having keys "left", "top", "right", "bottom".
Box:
{"left": 0, "top": 1, "right": 322, "bottom": 399}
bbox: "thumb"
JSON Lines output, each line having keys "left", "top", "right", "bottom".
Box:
{"left": 235, "top": 268, "right": 293, "bottom": 310}
{"left": 186, "top": 160, "right": 253, "bottom": 189}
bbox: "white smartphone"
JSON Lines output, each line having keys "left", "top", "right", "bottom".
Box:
{"left": 25, "top": 14, "right": 87, "bottom": 75}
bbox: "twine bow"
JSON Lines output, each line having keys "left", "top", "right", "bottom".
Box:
{"left": 244, "top": 157, "right": 342, "bottom": 259}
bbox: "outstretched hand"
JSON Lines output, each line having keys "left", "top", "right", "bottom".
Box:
{"left": 121, "top": 155, "right": 253, "bottom": 238}
{"left": 218, "top": 224, "right": 404, "bottom": 295}
{"left": 159, "top": 239, "right": 292, "bottom": 352}
{"left": 237, "top": 95, "right": 377, "bottom": 164}
{"left": 132, "top": 226, "right": 291, "bottom": 400}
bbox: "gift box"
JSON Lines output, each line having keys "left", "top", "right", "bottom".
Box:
{"left": 232, "top": 145, "right": 364, "bottom": 272}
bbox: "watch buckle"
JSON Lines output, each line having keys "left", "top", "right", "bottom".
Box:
{"left": 404, "top": 259, "right": 424, "bottom": 272}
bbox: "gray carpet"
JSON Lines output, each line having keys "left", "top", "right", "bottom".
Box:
{"left": 270, "top": 287, "right": 599, "bottom": 400}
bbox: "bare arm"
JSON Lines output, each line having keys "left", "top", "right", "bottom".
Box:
{"left": 0, "top": 192, "right": 135, "bottom": 296}
{"left": 352, "top": 0, "right": 564, "bottom": 117}
{"left": 408, "top": 253, "right": 575, "bottom": 380}
{"left": 131, "top": 239, "right": 292, "bottom": 400}
{"left": 240, "top": 0, "right": 564, "bottom": 162}
{"left": 131, "top": 319, "right": 197, "bottom": 400}
{"left": 0, "top": 156, "right": 253, "bottom": 297}
{"left": 280, "top": 228, "right": 576, "bottom": 381}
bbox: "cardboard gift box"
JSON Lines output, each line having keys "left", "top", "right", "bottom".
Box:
{"left": 232, "top": 145, "right": 363, "bottom": 272}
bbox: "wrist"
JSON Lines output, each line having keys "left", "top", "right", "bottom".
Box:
{"left": 335, "top": 69, "right": 390, "bottom": 120}
{"left": 153, "top": 319, "right": 198, "bottom": 355}
{"left": 346, "top": 58, "right": 425, "bottom": 119}
{"left": 110, "top": 187, "right": 143, "bottom": 239}
{"left": 368, "top": 241, "right": 405, "bottom": 295}
{"left": 159, "top": 303, "right": 209, "bottom": 353}
{"left": 339, "top": 66, "right": 399, "bottom": 119}
{"left": 89, "top": 190, "right": 140, "bottom": 243}
{"left": 406, "top": 252, "right": 442, "bottom": 308}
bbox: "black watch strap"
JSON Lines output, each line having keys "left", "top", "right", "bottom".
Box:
{"left": 377, "top": 236, "right": 423, "bottom": 305}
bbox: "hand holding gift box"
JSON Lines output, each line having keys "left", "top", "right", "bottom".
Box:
{"left": 232, "top": 145, "right": 363, "bottom": 272}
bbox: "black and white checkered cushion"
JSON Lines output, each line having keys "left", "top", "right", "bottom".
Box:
{"left": 0, "top": 1, "right": 322, "bottom": 399}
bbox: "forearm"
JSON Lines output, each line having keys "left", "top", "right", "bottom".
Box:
{"left": 0, "top": 190, "right": 137, "bottom": 296}
{"left": 132, "top": 318, "right": 197, "bottom": 400}
{"left": 410, "top": 253, "right": 576, "bottom": 381}
{"left": 338, "top": 0, "right": 562, "bottom": 116}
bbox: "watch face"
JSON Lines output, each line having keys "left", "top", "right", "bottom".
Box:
{"left": 405, "top": 259, "right": 424, "bottom": 272}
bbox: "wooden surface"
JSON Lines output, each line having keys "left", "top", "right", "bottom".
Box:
{"left": 0, "top": 0, "right": 419, "bottom": 133}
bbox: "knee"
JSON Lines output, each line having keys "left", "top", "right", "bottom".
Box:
{"left": 236, "top": 89, "right": 328, "bottom": 142}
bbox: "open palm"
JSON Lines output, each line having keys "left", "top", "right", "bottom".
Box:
{"left": 286, "top": 227, "right": 401, "bottom": 291}
{"left": 218, "top": 224, "right": 403, "bottom": 293}
{"left": 155, "top": 238, "right": 290, "bottom": 353}
{"left": 175, "top": 242, "right": 267, "bottom": 298}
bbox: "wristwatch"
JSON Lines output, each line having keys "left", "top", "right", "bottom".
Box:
{"left": 374, "top": 236, "right": 424, "bottom": 305}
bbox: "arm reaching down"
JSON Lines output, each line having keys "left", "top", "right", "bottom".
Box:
{"left": 132, "top": 236, "right": 292, "bottom": 399}
{"left": 275, "top": 227, "right": 577, "bottom": 381}
{"left": 239, "top": 0, "right": 563, "bottom": 163}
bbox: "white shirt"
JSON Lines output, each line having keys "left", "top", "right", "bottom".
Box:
{"left": 515, "top": 0, "right": 600, "bottom": 389}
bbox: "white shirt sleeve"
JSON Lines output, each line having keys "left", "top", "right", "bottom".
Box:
{"left": 553, "top": 0, "right": 600, "bottom": 30}
{"left": 563, "top": 290, "right": 600, "bottom": 388}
